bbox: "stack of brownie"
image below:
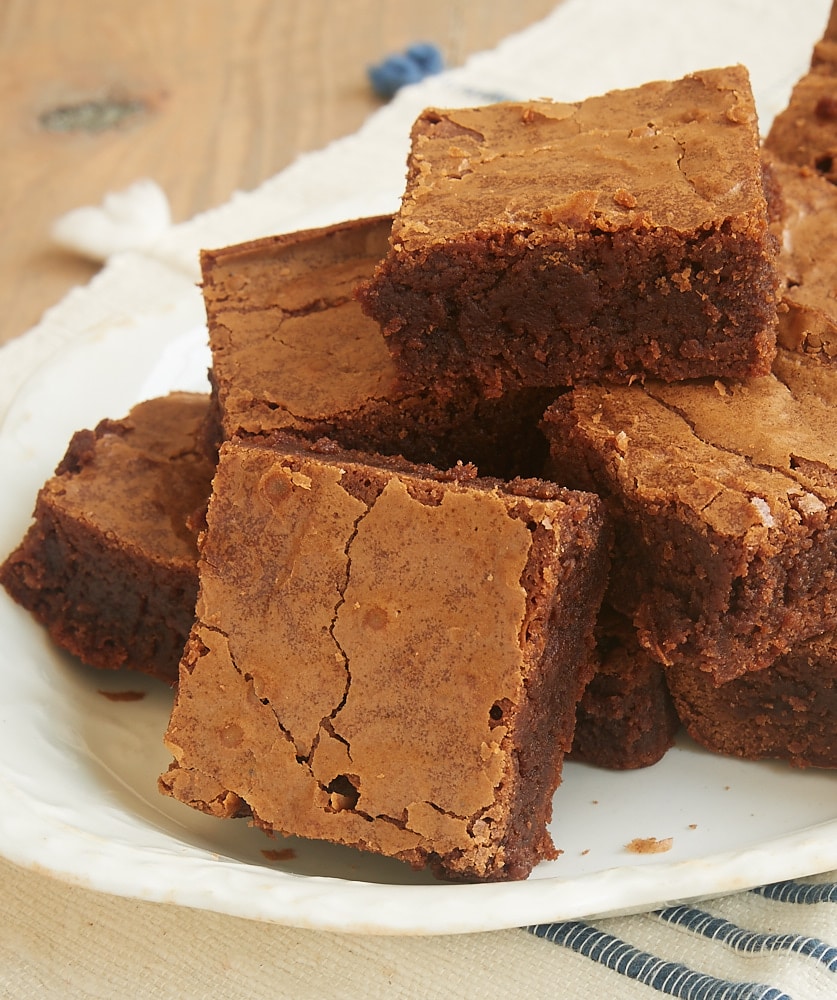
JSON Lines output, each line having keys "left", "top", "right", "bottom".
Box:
{"left": 540, "top": 36, "right": 837, "bottom": 770}
{"left": 3, "top": 43, "right": 837, "bottom": 881}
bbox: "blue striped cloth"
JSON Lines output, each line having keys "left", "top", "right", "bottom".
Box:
{"left": 528, "top": 874, "right": 837, "bottom": 999}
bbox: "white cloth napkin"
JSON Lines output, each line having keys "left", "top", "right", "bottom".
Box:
{"left": 2, "top": 1, "right": 836, "bottom": 997}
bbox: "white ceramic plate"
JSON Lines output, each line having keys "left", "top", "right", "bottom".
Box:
{"left": 1, "top": 292, "right": 836, "bottom": 936}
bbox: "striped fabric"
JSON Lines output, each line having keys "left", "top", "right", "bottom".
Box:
{"left": 528, "top": 873, "right": 837, "bottom": 999}
{"left": 753, "top": 881, "right": 837, "bottom": 906}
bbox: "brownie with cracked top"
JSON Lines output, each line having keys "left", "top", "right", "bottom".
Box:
{"left": 201, "top": 215, "right": 553, "bottom": 479}
{"left": 0, "top": 393, "right": 214, "bottom": 684}
{"left": 542, "top": 347, "right": 837, "bottom": 684}
{"left": 159, "top": 435, "right": 610, "bottom": 881}
{"left": 357, "top": 66, "right": 778, "bottom": 396}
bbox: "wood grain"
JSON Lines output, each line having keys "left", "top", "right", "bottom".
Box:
{"left": 0, "top": 0, "right": 558, "bottom": 345}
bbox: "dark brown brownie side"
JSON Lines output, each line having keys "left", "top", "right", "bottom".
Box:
{"left": 0, "top": 393, "right": 215, "bottom": 684}
{"left": 201, "top": 216, "right": 553, "bottom": 479}
{"left": 570, "top": 606, "right": 679, "bottom": 770}
{"left": 358, "top": 68, "right": 778, "bottom": 395}
{"left": 541, "top": 351, "right": 837, "bottom": 683}
{"left": 666, "top": 631, "right": 837, "bottom": 768}
{"left": 160, "top": 436, "right": 610, "bottom": 881}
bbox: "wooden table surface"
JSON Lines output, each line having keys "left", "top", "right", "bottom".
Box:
{"left": 1, "top": 0, "right": 558, "bottom": 348}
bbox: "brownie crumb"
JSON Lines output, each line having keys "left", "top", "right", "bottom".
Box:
{"left": 625, "top": 836, "right": 673, "bottom": 854}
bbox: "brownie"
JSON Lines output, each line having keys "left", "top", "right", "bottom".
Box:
{"left": 813, "top": 0, "right": 837, "bottom": 72}
{"left": 0, "top": 393, "right": 215, "bottom": 684}
{"left": 541, "top": 346, "right": 837, "bottom": 684}
{"left": 159, "top": 435, "right": 610, "bottom": 881}
{"left": 666, "top": 631, "right": 837, "bottom": 768}
{"left": 765, "top": 3, "right": 837, "bottom": 183}
{"left": 763, "top": 154, "right": 837, "bottom": 361}
{"left": 357, "top": 66, "right": 778, "bottom": 396}
{"left": 570, "top": 606, "right": 679, "bottom": 770}
{"left": 201, "top": 215, "right": 553, "bottom": 479}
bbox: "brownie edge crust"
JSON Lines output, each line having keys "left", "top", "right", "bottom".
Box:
{"left": 159, "top": 437, "right": 610, "bottom": 881}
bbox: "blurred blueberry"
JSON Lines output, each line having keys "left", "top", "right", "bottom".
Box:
{"left": 368, "top": 42, "right": 445, "bottom": 99}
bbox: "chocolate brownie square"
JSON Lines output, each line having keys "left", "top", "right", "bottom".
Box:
{"left": 159, "top": 436, "right": 610, "bottom": 881}
{"left": 201, "top": 216, "right": 553, "bottom": 478}
{"left": 358, "top": 66, "right": 778, "bottom": 395}
{"left": 0, "top": 393, "right": 214, "bottom": 684}
{"left": 542, "top": 347, "right": 837, "bottom": 683}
